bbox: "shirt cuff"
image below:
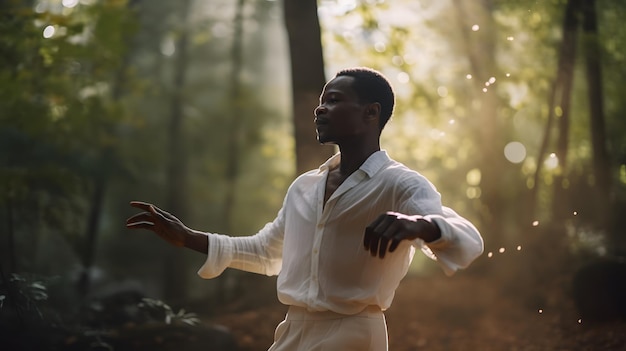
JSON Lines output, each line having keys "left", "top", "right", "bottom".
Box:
{"left": 422, "top": 215, "right": 452, "bottom": 250}
{"left": 197, "top": 233, "right": 233, "bottom": 279}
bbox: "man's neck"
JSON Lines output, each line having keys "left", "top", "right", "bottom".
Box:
{"left": 336, "top": 143, "right": 380, "bottom": 176}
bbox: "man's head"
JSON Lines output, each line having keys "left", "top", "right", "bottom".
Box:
{"left": 334, "top": 67, "right": 395, "bottom": 131}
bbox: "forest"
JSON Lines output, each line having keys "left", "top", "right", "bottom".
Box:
{"left": 1, "top": 0, "right": 626, "bottom": 350}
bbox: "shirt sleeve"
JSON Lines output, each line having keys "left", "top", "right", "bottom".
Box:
{"left": 422, "top": 206, "right": 484, "bottom": 276}
{"left": 197, "top": 207, "right": 285, "bottom": 279}
{"left": 396, "top": 171, "right": 484, "bottom": 276}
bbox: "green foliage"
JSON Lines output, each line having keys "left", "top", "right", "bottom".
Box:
{"left": 138, "top": 298, "right": 201, "bottom": 326}
{"left": 1, "top": 0, "right": 139, "bottom": 271}
{"left": 0, "top": 273, "right": 49, "bottom": 320}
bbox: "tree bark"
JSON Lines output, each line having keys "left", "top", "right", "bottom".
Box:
{"left": 531, "top": 0, "right": 580, "bottom": 222}
{"left": 283, "top": 0, "right": 333, "bottom": 174}
{"left": 581, "top": 0, "right": 613, "bottom": 240}
{"left": 163, "top": 0, "right": 192, "bottom": 303}
{"left": 551, "top": 0, "right": 581, "bottom": 222}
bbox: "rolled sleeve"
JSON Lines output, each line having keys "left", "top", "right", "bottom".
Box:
{"left": 197, "top": 233, "right": 234, "bottom": 279}
{"left": 197, "top": 212, "right": 285, "bottom": 279}
{"left": 419, "top": 207, "right": 484, "bottom": 276}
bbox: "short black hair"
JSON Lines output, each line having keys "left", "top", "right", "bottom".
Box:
{"left": 335, "top": 67, "right": 395, "bottom": 131}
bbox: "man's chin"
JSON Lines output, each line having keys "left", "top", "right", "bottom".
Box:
{"left": 317, "top": 137, "right": 336, "bottom": 145}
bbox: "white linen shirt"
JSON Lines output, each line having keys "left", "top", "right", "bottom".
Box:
{"left": 198, "top": 150, "right": 483, "bottom": 314}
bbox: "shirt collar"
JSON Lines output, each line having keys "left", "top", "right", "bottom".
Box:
{"left": 318, "top": 150, "right": 390, "bottom": 178}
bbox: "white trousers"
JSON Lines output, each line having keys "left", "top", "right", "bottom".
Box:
{"left": 267, "top": 306, "right": 388, "bottom": 351}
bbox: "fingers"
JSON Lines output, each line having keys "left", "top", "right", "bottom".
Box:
{"left": 127, "top": 202, "right": 165, "bottom": 231}
{"left": 365, "top": 213, "right": 399, "bottom": 258}
{"left": 378, "top": 221, "right": 401, "bottom": 258}
{"left": 130, "top": 201, "right": 153, "bottom": 211}
{"left": 364, "top": 214, "right": 387, "bottom": 251}
{"left": 126, "top": 220, "right": 155, "bottom": 230}
{"left": 364, "top": 212, "right": 414, "bottom": 259}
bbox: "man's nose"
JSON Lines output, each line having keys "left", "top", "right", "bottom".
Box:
{"left": 314, "top": 105, "right": 327, "bottom": 116}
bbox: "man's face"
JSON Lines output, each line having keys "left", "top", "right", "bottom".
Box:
{"left": 314, "top": 76, "right": 371, "bottom": 145}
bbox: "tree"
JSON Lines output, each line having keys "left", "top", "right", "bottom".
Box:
{"left": 581, "top": 0, "right": 612, "bottom": 236}
{"left": 284, "top": 0, "right": 333, "bottom": 174}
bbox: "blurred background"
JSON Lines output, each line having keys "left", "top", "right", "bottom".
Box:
{"left": 1, "top": 0, "right": 625, "bottom": 350}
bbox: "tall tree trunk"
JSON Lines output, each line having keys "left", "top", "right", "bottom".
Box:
{"left": 77, "top": 173, "right": 107, "bottom": 297}
{"left": 581, "top": 0, "right": 613, "bottom": 243}
{"left": 284, "top": 0, "right": 333, "bottom": 174}
{"left": 551, "top": 0, "right": 581, "bottom": 223}
{"left": 223, "top": 0, "right": 245, "bottom": 242}
{"left": 217, "top": 0, "right": 246, "bottom": 305}
{"left": 77, "top": 0, "right": 141, "bottom": 298}
{"left": 530, "top": 0, "right": 580, "bottom": 222}
{"left": 163, "top": 0, "right": 192, "bottom": 303}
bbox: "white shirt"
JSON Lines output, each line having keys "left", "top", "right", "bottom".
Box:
{"left": 198, "top": 150, "right": 483, "bottom": 314}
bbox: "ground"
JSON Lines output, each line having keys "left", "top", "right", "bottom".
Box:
{"left": 210, "top": 272, "right": 626, "bottom": 351}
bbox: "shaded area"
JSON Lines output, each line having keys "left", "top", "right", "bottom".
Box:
{"left": 212, "top": 267, "right": 626, "bottom": 351}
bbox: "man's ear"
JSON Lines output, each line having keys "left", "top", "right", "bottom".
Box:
{"left": 365, "top": 102, "right": 381, "bottom": 121}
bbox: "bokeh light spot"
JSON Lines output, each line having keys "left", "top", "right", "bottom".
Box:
{"left": 504, "top": 141, "right": 526, "bottom": 164}
{"left": 43, "top": 25, "right": 55, "bottom": 38}
{"left": 544, "top": 153, "right": 559, "bottom": 169}
{"left": 466, "top": 168, "right": 481, "bottom": 186}
{"left": 62, "top": 0, "right": 79, "bottom": 8}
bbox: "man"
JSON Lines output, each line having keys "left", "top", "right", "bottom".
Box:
{"left": 126, "top": 67, "right": 483, "bottom": 350}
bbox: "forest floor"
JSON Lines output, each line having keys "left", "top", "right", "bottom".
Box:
{"left": 210, "top": 272, "right": 626, "bottom": 351}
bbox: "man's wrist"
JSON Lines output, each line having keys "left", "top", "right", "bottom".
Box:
{"left": 185, "top": 229, "right": 209, "bottom": 254}
{"left": 420, "top": 218, "right": 442, "bottom": 243}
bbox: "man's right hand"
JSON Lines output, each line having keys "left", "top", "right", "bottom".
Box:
{"left": 126, "top": 201, "right": 189, "bottom": 247}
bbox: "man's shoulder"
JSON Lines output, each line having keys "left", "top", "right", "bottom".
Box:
{"left": 377, "top": 158, "right": 435, "bottom": 187}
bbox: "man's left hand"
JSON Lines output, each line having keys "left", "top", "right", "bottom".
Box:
{"left": 363, "top": 211, "right": 441, "bottom": 258}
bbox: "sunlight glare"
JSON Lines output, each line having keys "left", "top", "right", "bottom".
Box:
{"left": 403, "top": 54, "right": 416, "bottom": 65}
{"left": 516, "top": 245, "right": 522, "bottom": 251}
{"left": 392, "top": 55, "right": 404, "bottom": 66}
{"left": 62, "top": 0, "right": 79, "bottom": 8}
{"left": 507, "top": 36, "right": 514, "bottom": 41}
{"left": 544, "top": 153, "right": 559, "bottom": 169}
{"left": 532, "top": 220, "right": 539, "bottom": 226}
{"left": 437, "top": 86, "right": 448, "bottom": 98}
{"left": 489, "top": 77, "right": 496, "bottom": 84}
{"left": 374, "top": 42, "right": 386, "bottom": 53}
{"left": 472, "top": 24, "right": 480, "bottom": 31}
{"left": 397, "top": 72, "right": 410, "bottom": 84}
{"left": 448, "top": 119, "right": 456, "bottom": 125}
{"left": 342, "top": 30, "right": 355, "bottom": 41}
{"left": 466, "top": 74, "right": 472, "bottom": 79}
{"left": 160, "top": 38, "right": 175, "bottom": 56}
{"left": 482, "top": 88, "right": 488, "bottom": 93}
{"left": 319, "top": 0, "right": 357, "bottom": 16}
{"left": 539, "top": 309, "right": 543, "bottom": 314}
{"left": 43, "top": 25, "right": 55, "bottom": 38}
{"left": 506, "top": 73, "right": 511, "bottom": 77}
{"left": 573, "top": 211, "right": 578, "bottom": 216}
{"left": 466, "top": 168, "right": 481, "bottom": 186}
{"left": 498, "top": 247, "right": 505, "bottom": 254}
{"left": 487, "top": 252, "right": 493, "bottom": 258}
{"left": 504, "top": 141, "right": 526, "bottom": 164}
{"left": 466, "top": 186, "right": 480, "bottom": 199}
{"left": 35, "top": 2, "right": 47, "bottom": 13}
